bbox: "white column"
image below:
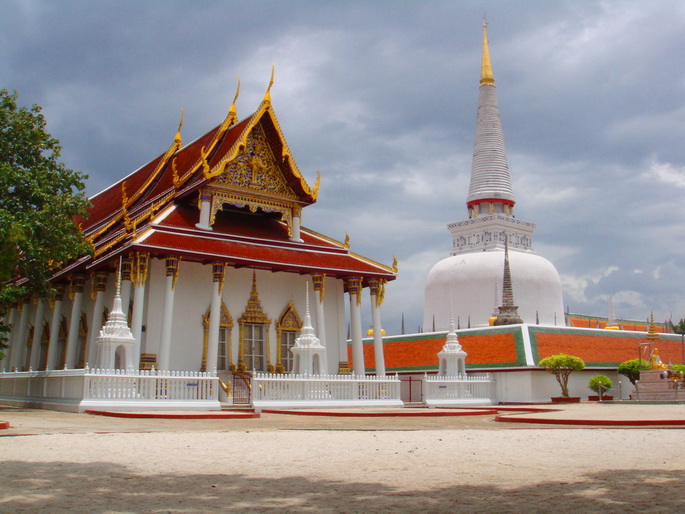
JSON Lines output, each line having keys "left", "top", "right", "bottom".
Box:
{"left": 28, "top": 299, "right": 46, "bottom": 370}
{"left": 290, "top": 213, "right": 303, "bottom": 242}
{"left": 205, "top": 262, "right": 225, "bottom": 373}
{"left": 12, "top": 297, "right": 31, "bottom": 371}
{"left": 195, "top": 190, "right": 213, "bottom": 231}
{"left": 1, "top": 305, "right": 18, "bottom": 370}
{"left": 347, "top": 277, "right": 365, "bottom": 375}
{"left": 46, "top": 286, "right": 65, "bottom": 371}
{"left": 130, "top": 253, "right": 150, "bottom": 369}
{"left": 86, "top": 271, "right": 109, "bottom": 367}
{"left": 65, "top": 274, "right": 86, "bottom": 369}
{"left": 158, "top": 256, "right": 180, "bottom": 371}
{"left": 119, "top": 254, "right": 133, "bottom": 322}
{"left": 369, "top": 279, "right": 386, "bottom": 376}
{"left": 312, "top": 274, "right": 327, "bottom": 349}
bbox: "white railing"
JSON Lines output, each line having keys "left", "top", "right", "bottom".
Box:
{"left": 84, "top": 368, "right": 218, "bottom": 401}
{"left": 0, "top": 367, "right": 220, "bottom": 411}
{"left": 422, "top": 373, "right": 495, "bottom": 406}
{"left": 251, "top": 372, "right": 401, "bottom": 403}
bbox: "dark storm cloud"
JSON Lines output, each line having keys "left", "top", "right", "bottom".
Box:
{"left": 2, "top": 0, "right": 685, "bottom": 332}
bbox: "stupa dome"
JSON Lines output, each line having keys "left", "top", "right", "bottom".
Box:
{"left": 423, "top": 248, "right": 564, "bottom": 330}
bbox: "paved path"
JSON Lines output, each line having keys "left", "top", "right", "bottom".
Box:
{"left": 2, "top": 402, "right": 685, "bottom": 435}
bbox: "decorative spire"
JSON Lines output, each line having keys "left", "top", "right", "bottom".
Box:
{"left": 443, "top": 312, "right": 463, "bottom": 352}
{"left": 94, "top": 258, "right": 135, "bottom": 370}
{"left": 290, "top": 282, "right": 326, "bottom": 374}
{"left": 174, "top": 108, "right": 184, "bottom": 148}
{"left": 467, "top": 20, "right": 515, "bottom": 212}
{"left": 263, "top": 63, "right": 275, "bottom": 105}
{"left": 228, "top": 77, "right": 240, "bottom": 125}
{"left": 606, "top": 295, "right": 619, "bottom": 329}
{"left": 437, "top": 309, "right": 467, "bottom": 376}
{"left": 494, "top": 235, "right": 523, "bottom": 325}
{"left": 480, "top": 16, "right": 495, "bottom": 86}
{"left": 647, "top": 311, "right": 659, "bottom": 340}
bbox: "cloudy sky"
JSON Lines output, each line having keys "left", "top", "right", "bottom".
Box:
{"left": 3, "top": 0, "right": 685, "bottom": 334}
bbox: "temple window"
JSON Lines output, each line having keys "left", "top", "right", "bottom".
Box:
{"left": 243, "top": 323, "right": 266, "bottom": 372}
{"left": 55, "top": 316, "right": 68, "bottom": 369}
{"left": 237, "top": 272, "right": 272, "bottom": 373}
{"left": 201, "top": 302, "right": 234, "bottom": 372}
{"left": 23, "top": 324, "right": 34, "bottom": 371}
{"left": 217, "top": 327, "right": 229, "bottom": 371}
{"left": 275, "top": 302, "right": 303, "bottom": 373}
{"left": 75, "top": 313, "right": 88, "bottom": 368}
{"left": 38, "top": 322, "right": 50, "bottom": 370}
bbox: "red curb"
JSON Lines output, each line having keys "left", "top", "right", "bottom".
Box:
{"left": 0, "top": 421, "right": 9, "bottom": 430}
{"left": 261, "top": 409, "right": 499, "bottom": 417}
{"left": 85, "top": 410, "right": 260, "bottom": 419}
{"left": 494, "top": 415, "right": 685, "bottom": 426}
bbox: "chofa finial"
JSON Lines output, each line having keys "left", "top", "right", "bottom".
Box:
{"left": 263, "top": 63, "right": 275, "bottom": 104}
{"left": 228, "top": 77, "right": 241, "bottom": 123}
{"left": 174, "top": 108, "right": 184, "bottom": 148}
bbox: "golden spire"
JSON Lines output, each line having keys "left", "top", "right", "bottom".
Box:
{"left": 647, "top": 311, "right": 659, "bottom": 340}
{"left": 263, "top": 63, "right": 275, "bottom": 104}
{"left": 228, "top": 77, "right": 240, "bottom": 124}
{"left": 174, "top": 108, "right": 184, "bottom": 148}
{"left": 480, "top": 16, "right": 495, "bottom": 86}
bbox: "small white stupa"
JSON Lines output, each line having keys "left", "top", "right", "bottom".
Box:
{"left": 95, "top": 262, "right": 136, "bottom": 370}
{"left": 290, "top": 284, "right": 327, "bottom": 375}
{"left": 437, "top": 314, "right": 467, "bottom": 377}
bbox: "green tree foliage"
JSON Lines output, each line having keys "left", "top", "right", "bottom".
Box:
{"left": 588, "top": 375, "right": 612, "bottom": 395}
{"left": 538, "top": 353, "right": 585, "bottom": 397}
{"left": 617, "top": 359, "right": 650, "bottom": 385}
{"left": 670, "top": 318, "right": 685, "bottom": 336}
{"left": 0, "top": 89, "right": 91, "bottom": 357}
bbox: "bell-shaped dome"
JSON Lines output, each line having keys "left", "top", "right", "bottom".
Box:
{"left": 423, "top": 248, "right": 564, "bottom": 330}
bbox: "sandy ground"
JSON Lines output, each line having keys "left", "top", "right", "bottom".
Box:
{"left": 2, "top": 404, "right": 685, "bottom": 513}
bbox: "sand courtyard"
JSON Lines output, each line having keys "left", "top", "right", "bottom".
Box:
{"left": 1, "top": 404, "right": 684, "bottom": 512}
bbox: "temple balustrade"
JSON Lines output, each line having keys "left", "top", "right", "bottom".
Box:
{"left": 422, "top": 373, "right": 495, "bottom": 407}
{"left": 0, "top": 367, "right": 220, "bottom": 412}
{"left": 250, "top": 372, "right": 403, "bottom": 411}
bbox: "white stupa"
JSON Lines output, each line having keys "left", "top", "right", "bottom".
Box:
{"left": 423, "top": 21, "right": 564, "bottom": 330}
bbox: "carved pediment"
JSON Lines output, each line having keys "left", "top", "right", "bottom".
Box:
{"left": 212, "top": 125, "right": 298, "bottom": 201}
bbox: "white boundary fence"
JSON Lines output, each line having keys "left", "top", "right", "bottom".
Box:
{"left": 422, "top": 373, "right": 495, "bottom": 407}
{"left": 251, "top": 372, "right": 403, "bottom": 411}
{"left": 0, "top": 367, "right": 220, "bottom": 412}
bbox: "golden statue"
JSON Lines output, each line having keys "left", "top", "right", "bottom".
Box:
{"left": 649, "top": 348, "right": 668, "bottom": 370}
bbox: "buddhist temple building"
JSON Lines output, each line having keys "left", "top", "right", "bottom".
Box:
{"left": 0, "top": 73, "right": 396, "bottom": 387}
{"left": 2, "top": 25, "right": 682, "bottom": 409}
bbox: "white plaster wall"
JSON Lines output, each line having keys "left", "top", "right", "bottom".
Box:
{"left": 494, "top": 369, "right": 627, "bottom": 403}
{"left": 132, "top": 264, "right": 349, "bottom": 373}
{"left": 143, "top": 258, "right": 168, "bottom": 362}
{"left": 166, "top": 260, "right": 213, "bottom": 371}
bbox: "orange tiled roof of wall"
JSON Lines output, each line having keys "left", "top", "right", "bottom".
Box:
{"left": 567, "top": 316, "right": 670, "bottom": 333}
{"left": 533, "top": 332, "right": 683, "bottom": 365}
{"left": 352, "top": 332, "right": 523, "bottom": 372}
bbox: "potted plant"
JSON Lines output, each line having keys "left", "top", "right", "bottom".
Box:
{"left": 538, "top": 353, "right": 585, "bottom": 402}
{"left": 588, "top": 375, "right": 613, "bottom": 401}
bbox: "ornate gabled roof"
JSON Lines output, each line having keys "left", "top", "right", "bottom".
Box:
{"left": 80, "top": 91, "right": 319, "bottom": 259}
{"left": 58, "top": 85, "right": 395, "bottom": 286}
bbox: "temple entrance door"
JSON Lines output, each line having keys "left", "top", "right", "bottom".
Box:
{"left": 232, "top": 374, "right": 251, "bottom": 405}
{"left": 400, "top": 375, "right": 423, "bottom": 403}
